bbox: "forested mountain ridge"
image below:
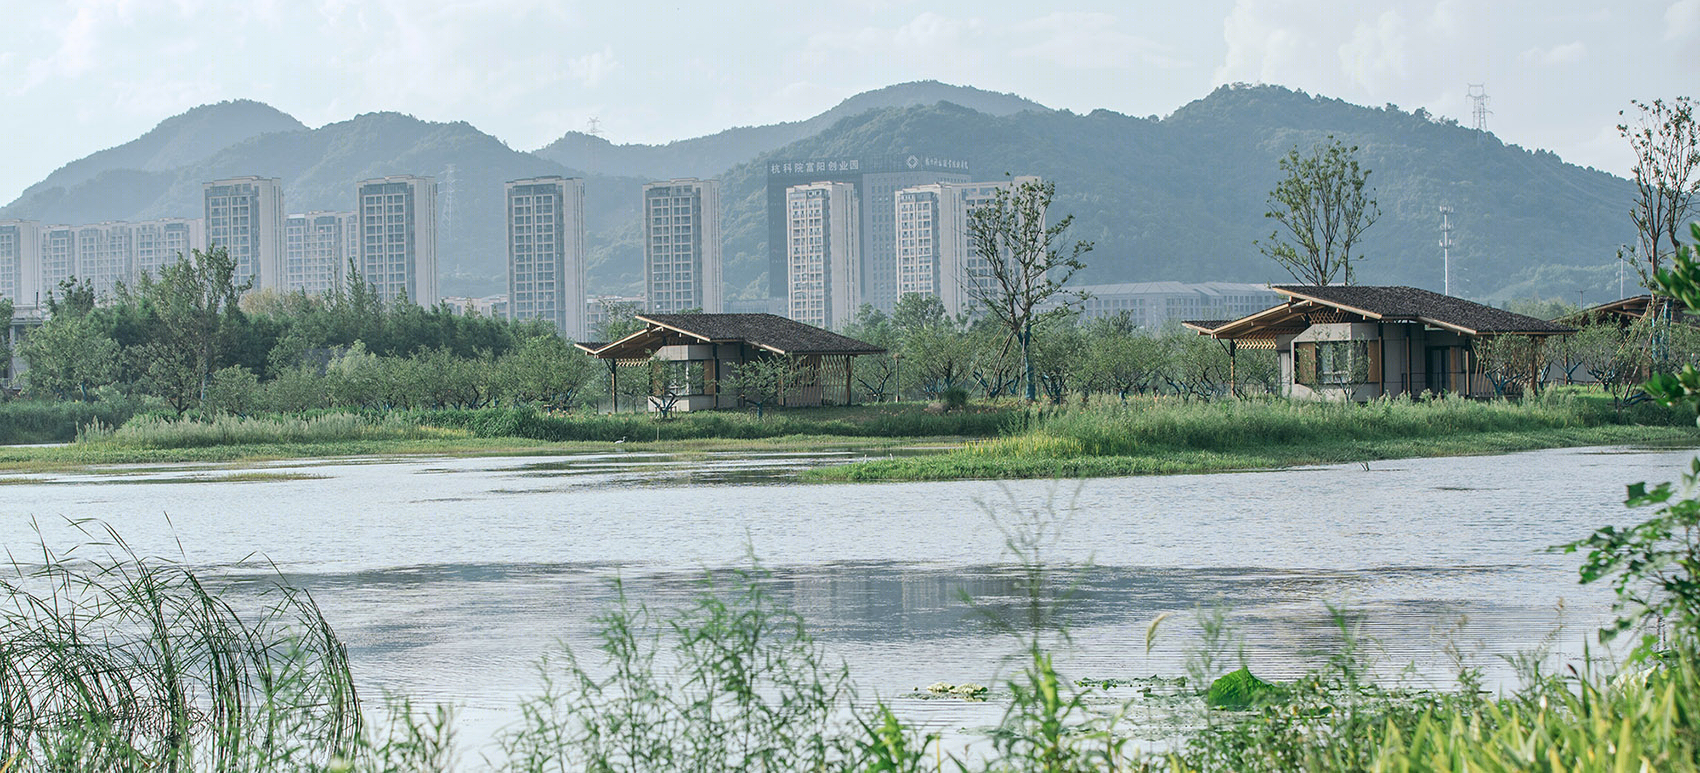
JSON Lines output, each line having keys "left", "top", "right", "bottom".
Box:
{"left": 1, "top": 83, "right": 1640, "bottom": 303}
{"left": 705, "top": 85, "right": 1634, "bottom": 302}
{"left": 531, "top": 80, "right": 1050, "bottom": 181}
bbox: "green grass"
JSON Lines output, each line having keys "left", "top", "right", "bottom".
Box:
{"left": 414, "top": 402, "right": 1014, "bottom": 442}
{"left": 809, "top": 391, "right": 1700, "bottom": 482}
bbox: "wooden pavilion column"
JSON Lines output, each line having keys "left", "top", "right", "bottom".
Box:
{"left": 844, "top": 355, "right": 854, "bottom": 406}
{"left": 608, "top": 360, "right": 619, "bottom": 413}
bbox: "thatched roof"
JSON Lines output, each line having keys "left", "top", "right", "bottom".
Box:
{"left": 1194, "top": 285, "right": 1573, "bottom": 341}
{"left": 583, "top": 313, "right": 884, "bottom": 358}
{"left": 1271, "top": 286, "right": 1574, "bottom": 334}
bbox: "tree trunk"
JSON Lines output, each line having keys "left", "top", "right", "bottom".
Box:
{"left": 1021, "top": 326, "right": 1037, "bottom": 402}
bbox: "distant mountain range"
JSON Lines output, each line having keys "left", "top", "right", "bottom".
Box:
{"left": 0, "top": 81, "right": 1640, "bottom": 304}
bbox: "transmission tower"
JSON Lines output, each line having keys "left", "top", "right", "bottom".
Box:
{"left": 1439, "top": 205, "right": 1455, "bottom": 295}
{"left": 1467, "top": 84, "right": 1491, "bottom": 132}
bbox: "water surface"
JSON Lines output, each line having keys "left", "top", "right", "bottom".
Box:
{"left": 1, "top": 444, "right": 1687, "bottom": 757}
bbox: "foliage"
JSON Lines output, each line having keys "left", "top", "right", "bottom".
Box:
{"left": 0, "top": 523, "right": 359, "bottom": 771}
{"left": 498, "top": 568, "right": 855, "bottom": 773}
{"left": 964, "top": 178, "right": 1092, "bottom": 402}
{"left": 724, "top": 356, "right": 804, "bottom": 418}
{"left": 1474, "top": 334, "right": 1545, "bottom": 397}
{"left": 1257, "top": 137, "right": 1380, "bottom": 286}
{"left": 18, "top": 307, "right": 120, "bottom": 401}
{"left": 1621, "top": 97, "right": 1699, "bottom": 280}
{"left": 1574, "top": 221, "right": 1700, "bottom": 659}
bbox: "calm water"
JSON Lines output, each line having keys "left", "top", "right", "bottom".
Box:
{"left": 1, "top": 443, "right": 1691, "bottom": 758}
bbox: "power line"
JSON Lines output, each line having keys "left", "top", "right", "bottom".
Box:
{"left": 1467, "top": 84, "right": 1491, "bottom": 133}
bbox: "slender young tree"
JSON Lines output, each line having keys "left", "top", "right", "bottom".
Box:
{"left": 963, "top": 178, "right": 1092, "bottom": 402}
{"left": 1621, "top": 97, "right": 1699, "bottom": 284}
{"left": 1258, "top": 137, "right": 1381, "bottom": 286}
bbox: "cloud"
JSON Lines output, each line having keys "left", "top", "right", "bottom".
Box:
{"left": 1669, "top": 0, "right": 1700, "bottom": 39}
{"left": 1014, "top": 12, "right": 1189, "bottom": 70}
{"left": 1337, "top": 9, "right": 1409, "bottom": 92}
{"left": 568, "top": 46, "right": 618, "bottom": 88}
{"left": 1518, "top": 41, "right": 1586, "bottom": 65}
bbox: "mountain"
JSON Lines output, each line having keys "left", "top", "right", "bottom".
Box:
{"left": 0, "top": 111, "right": 648, "bottom": 295}
{"left": 707, "top": 85, "right": 1636, "bottom": 303}
{"left": 0, "top": 82, "right": 1641, "bottom": 304}
{"left": 532, "top": 80, "right": 1050, "bottom": 181}
{"left": 12, "top": 100, "right": 306, "bottom": 211}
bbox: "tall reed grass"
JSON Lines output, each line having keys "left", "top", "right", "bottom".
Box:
{"left": 416, "top": 404, "right": 1010, "bottom": 443}
{"left": 968, "top": 391, "right": 1688, "bottom": 460}
{"left": 75, "top": 413, "right": 454, "bottom": 449}
{"left": 0, "top": 398, "right": 151, "bottom": 445}
{"left": 0, "top": 522, "right": 360, "bottom": 771}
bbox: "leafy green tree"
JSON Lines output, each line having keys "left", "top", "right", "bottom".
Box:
{"left": 1082, "top": 314, "right": 1162, "bottom": 400}
{"left": 203, "top": 365, "right": 261, "bottom": 416}
{"left": 142, "top": 246, "right": 252, "bottom": 406}
{"left": 497, "top": 335, "right": 598, "bottom": 410}
{"left": 1621, "top": 97, "right": 1699, "bottom": 281}
{"left": 1475, "top": 334, "right": 1545, "bottom": 397}
{"left": 841, "top": 306, "right": 898, "bottom": 402}
{"left": 902, "top": 320, "right": 972, "bottom": 398}
{"left": 1258, "top": 137, "right": 1381, "bottom": 286}
{"left": 1031, "top": 317, "right": 1086, "bottom": 404}
{"left": 19, "top": 312, "right": 120, "bottom": 401}
{"left": 964, "top": 178, "right": 1092, "bottom": 402}
{"left": 0, "top": 296, "right": 13, "bottom": 382}
{"left": 726, "top": 356, "right": 803, "bottom": 419}
{"left": 891, "top": 293, "right": 948, "bottom": 334}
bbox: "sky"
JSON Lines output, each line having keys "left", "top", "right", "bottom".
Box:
{"left": 1, "top": 0, "right": 1695, "bottom": 205}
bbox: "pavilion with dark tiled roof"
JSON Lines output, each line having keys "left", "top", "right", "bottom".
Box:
{"left": 1185, "top": 285, "right": 1573, "bottom": 400}
{"left": 576, "top": 313, "right": 884, "bottom": 412}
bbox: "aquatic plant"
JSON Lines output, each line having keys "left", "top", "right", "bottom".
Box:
{"left": 0, "top": 521, "right": 360, "bottom": 771}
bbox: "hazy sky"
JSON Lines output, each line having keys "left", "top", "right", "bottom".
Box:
{"left": 2, "top": 0, "right": 1694, "bottom": 205}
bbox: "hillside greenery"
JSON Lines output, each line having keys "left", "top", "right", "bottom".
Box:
{"left": 1, "top": 84, "right": 1643, "bottom": 305}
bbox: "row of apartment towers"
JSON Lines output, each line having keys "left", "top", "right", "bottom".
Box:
{"left": 0, "top": 161, "right": 1039, "bottom": 340}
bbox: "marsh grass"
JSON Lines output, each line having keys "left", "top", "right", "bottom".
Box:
{"left": 76, "top": 413, "right": 452, "bottom": 449}
{"left": 0, "top": 520, "right": 360, "bottom": 772}
{"left": 814, "top": 391, "right": 1699, "bottom": 481}
{"left": 416, "top": 403, "right": 1012, "bottom": 443}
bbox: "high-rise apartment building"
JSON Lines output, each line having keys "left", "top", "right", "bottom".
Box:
{"left": 0, "top": 221, "right": 41, "bottom": 307}
{"left": 505, "top": 176, "right": 585, "bottom": 338}
{"left": 74, "top": 223, "right": 134, "bottom": 298}
{"left": 765, "top": 154, "right": 968, "bottom": 312}
{"left": 643, "top": 179, "right": 722, "bottom": 314}
{"left": 895, "top": 176, "right": 1042, "bottom": 318}
{"left": 284, "top": 212, "right": 355, "bottom": 295}
{"left": 204, "top": 177, "right": 285, "bottom": 291}
{"left": 785, "top": 182, "right": 860, "bottom": 329}
{"left": 38, "top": 226, "right": 76, "bottom": 293}
{"left": 356, "top": 176, "right": 438, "bottom": 305}
{"left": 132, "top": 218, "right": 203, "bottom": 280}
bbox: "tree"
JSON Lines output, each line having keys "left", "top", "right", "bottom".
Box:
{"left": 1258, "top": 137, "right": 1381, "bottom": 286}
{"left": 1475, "top": 334, "right": 1545, "bottom": 398}
{"left": 725, "top": 356, "right": 803, "bottom": 419}
{"left": 964, "top": 178, "right": 1093, "bottom": 402}
{"left": 497, "top": 334, "right": 597, "bottom": 410}
{"left": 143, "top": 246, "right": 252, "bottom": 406}
{"left": 0, "top": 296, "right": 12, "bottom": 383}
{"left": 19, "top": 313, "right": 119, "bottom": 401}
{"left": 1621, "top": 97, "right": 1699, "bottom": 282}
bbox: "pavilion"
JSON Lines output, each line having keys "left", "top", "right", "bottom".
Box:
{"left": 576, "top": 313, "right": 884, "bottom": 412}
{"left": 1185, "top": 285, "right": 1573, "bottom": 399}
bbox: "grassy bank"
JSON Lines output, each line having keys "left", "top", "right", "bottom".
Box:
{"left": 0, "top": 406, "right": 975, "bottom": 471}
{"left": 809, "top": 391, "right": 1699, "bottom": 481}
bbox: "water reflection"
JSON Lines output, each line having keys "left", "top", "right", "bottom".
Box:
{"left": 0, "top": 442, "right": 1693, "bottom": 754}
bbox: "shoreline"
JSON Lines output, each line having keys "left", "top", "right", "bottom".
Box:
{"left": 803, "top": 424, "right": 1700, "bottom": 482}
{"left": 1, "top": 424, "right": 1692, "bottom": 482}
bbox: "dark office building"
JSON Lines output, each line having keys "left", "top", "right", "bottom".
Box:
{"left": 765, "top": 154, "right": 968, "bottom": 312}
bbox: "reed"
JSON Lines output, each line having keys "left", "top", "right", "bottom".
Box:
{"left": 0, "top": 521, "right": 360, "bottom": 771}
{"left": 75, "top": 413, "right": 451, "bottom": 449}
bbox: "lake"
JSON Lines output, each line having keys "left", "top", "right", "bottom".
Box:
{"left": 1, "top": 443, "right": 1688, "bottom": 760}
